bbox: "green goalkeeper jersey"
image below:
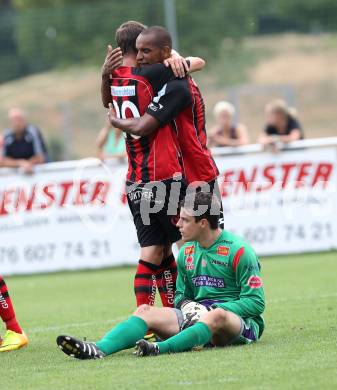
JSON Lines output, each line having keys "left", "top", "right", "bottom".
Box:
{"left": 175, "top": 230, "right": 265, "bottom": 336}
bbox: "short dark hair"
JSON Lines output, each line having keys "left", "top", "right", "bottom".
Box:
{"left": 181, "top": 192, "right": 221, "bottom": 230}
{"left": 139, "top": 26, "right": 172, "bottom": 49}
{"left": 115, "top": 21, "right": 147, "bottom": 55}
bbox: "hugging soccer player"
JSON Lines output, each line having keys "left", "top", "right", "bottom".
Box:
{"left": 101, "top": 21, "right": 206, "bottom": 311}
{"left": 0, "top": 275, "right": 28, "bottom": 352}
{"left": 56, "top": 192, "right": 265, "bottom": 359}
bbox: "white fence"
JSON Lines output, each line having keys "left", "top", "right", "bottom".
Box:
{"left": 1, "top": 137, "right": 336, "bottom": 276}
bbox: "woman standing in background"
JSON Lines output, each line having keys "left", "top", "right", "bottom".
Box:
{"left": 208, "top": 101, "right": 249, "bottom": 148}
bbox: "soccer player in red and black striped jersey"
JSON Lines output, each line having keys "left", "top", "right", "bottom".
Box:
{"left": 102, "top": 21, "right": 205, "bottom": 310}
{"left": 108, "top": 26, "right": 223, "bottom": 224}
{"left": 0, "top": 275, "right": 28, "bottom": 352}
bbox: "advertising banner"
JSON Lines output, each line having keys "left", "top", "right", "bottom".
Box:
{"left": 1, "top": 147, "right": 336, "bottom": 275}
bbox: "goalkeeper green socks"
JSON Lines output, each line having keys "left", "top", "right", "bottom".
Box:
{"left": 96, "top": 315, "right": 148, "bottom": 355}
{"left": 156, "top": 322, "right": 212, "bottom": 354}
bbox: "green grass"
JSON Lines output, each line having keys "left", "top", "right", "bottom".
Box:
{"left": 1, "top": 252, "right": 337, "bottom": 390}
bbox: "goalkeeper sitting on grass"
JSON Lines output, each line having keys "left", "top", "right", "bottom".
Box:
{"left": 56, "top": 192, "right": 265, "bottom": 359}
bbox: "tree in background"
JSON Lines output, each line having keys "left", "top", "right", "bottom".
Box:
{"left": 1, "top": 0, "right": 337, "bottom": 83}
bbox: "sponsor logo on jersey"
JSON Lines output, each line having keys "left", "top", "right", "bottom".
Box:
{"left": 111, "top": 85, "right": 136, "bottom": 97}
{"left": 184, "top": 245, "right": 195, "bottom": 256}
{"left": 219, "top": 239, "right": 233, "bottom": 245}
{"left": 217, "top": 246, "right": 230, "bottom": 256}
{"left": 202, "top": 259, "right": 207, "bottom": 267}
{"left": 247, "top": 275, "right": 263, "bottom": 289}
{"left": 210, "top": 259, "right": 229, "bottom": 268}
{"left": 185, "top": 256, "right": 194, "bottom": 270}
{"left": 148, "top": 102, "right": 163, "bottom": 112}
{"left": 192, "top": 275, "right": 225, "bottom": 288}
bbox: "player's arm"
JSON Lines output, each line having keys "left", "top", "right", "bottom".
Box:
{"left": 163, "top": 50, "right": 205, "bottom": 78}
{"left": 108, "top": 105, "right": 159, "bottom": 137}
{"left": 174, "top": 247, "right": 194, "bottom": 308}
{"left": 108, "top": 79, "right": 191, "bottom": 137}
{"left": 101, "top": 46, "right": 123, "bottom": 108}
{"left": 215, "top": 247, "right": 265, "bottom": 318}
{"left": 142, "top": 55, "right": 204, "bottom": 93}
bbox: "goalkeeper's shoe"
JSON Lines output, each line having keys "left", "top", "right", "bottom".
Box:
{"left": 134, "top": 339, "right": 159, "bottom": 357}
{"left": 56, "top": 335, "right": 105, "bottom": 360}
{"left": 0, "top": 330, "right": 29, "bottom": 352}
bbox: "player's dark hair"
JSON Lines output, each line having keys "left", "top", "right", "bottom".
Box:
{"left": 180, "top": 192, "right": 221, "bottom": 230}
{"left": 115, "top": 21, "right": 147, "bottom": 55}
{"left": 139, "top": 26, "right": 172, "bottom": 49}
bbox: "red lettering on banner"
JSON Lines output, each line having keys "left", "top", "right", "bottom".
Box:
{"left": 217, "top": 159, "right": 334, "bottom": 198}
{"left": 295, "top": 162, "right": 312, "bottom": 188}
{"left": 41, "top": 184, "right": 56, "bottom": 209}
{"left": 281, "top": 163, "right": 296, "bottom": 188}
{"left": 26, "top": 184, "right": 36, "bottom": 210}
{"left": 59, "top": 182, "right": 73, "bottom": 207}
{"left": 237, "top": 167, "right": 257, "bottom": 192}
{"left": 90, "top": 181, "right": 110, "bottom": 205}
{"left": 220, "top": 170, "right": 234, "bottom": 197}
{"left": 312, "top": 163, "right": 333, "bottom": 187}
{"left": 0, "top": 180, "right": 111, "bottom": 217}
{"left": 121, "top": 192, "right": 127, "bottom": 204}
{"left": 73, "top": 181, "right": 88, "bottom": 206}
{"left": 15, "top": 188, "right": 28, "bottom": 212}
{"left": 0, "top": 189, "right": 15, "bottom": 215}
{"left": 256, "top": 164, "right": 275, "bottom": 192}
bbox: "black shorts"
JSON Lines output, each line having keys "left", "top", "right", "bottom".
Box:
{"left": 126, "top": 178, "right": 187, "bottom": 247}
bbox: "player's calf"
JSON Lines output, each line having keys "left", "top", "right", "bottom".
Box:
{"left": 133, "top": 305, "right": 180, "bottom": 340}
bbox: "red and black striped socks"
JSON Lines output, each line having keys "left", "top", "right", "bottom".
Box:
{"left": 134, "top": 260, "right": 159, "bottom": 307}
{"left": 0, "top": 276, "right": 22, "bottom": 334}
{"left": 133, "top": 255, "right": 177, "bottom": 308}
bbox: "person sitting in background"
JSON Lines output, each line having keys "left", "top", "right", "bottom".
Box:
{"left": 259, "top": 99, "right": 303, "bottom": 151}
{"left": 1, "top": 107, "right": 49, "bottom": 173}
{"left": 208, "top": 101, "right": 249, "bottom": 147}
{"left": 95, "top": 118, "right": 126, "bottom": 161}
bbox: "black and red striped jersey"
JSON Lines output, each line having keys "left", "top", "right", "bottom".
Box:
{"left": 146, "top": 76, "right": 219, "bottom": 184}
{"left": 110, "top": 65, "right": 182, "bottom": 183}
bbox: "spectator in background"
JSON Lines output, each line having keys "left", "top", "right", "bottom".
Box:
{"left": 259, "top": 99, "right": 303, "bottom": 151}
{"left": 208, "top": 101, "right": 249, "bottom": 147}
{"left": 95, "top": 118, "right": 126, "bottom": 161}
{"left": 1, "top": 108, "right": 49, "bottom": 173}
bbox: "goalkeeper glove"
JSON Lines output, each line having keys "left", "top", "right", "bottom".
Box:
{"left": 180, "top": 301, "right": 212, "bottom": 330}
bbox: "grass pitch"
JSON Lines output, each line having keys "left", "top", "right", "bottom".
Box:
{"left": 1, "top": 252, "right": 337, "bottom": 390}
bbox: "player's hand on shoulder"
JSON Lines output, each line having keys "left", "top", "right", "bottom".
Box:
{"left": 102, "top": 45, "right": 123, "bottom": 77}
{"left": 164, "top": 50, "right": 189, "bottom": 78}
